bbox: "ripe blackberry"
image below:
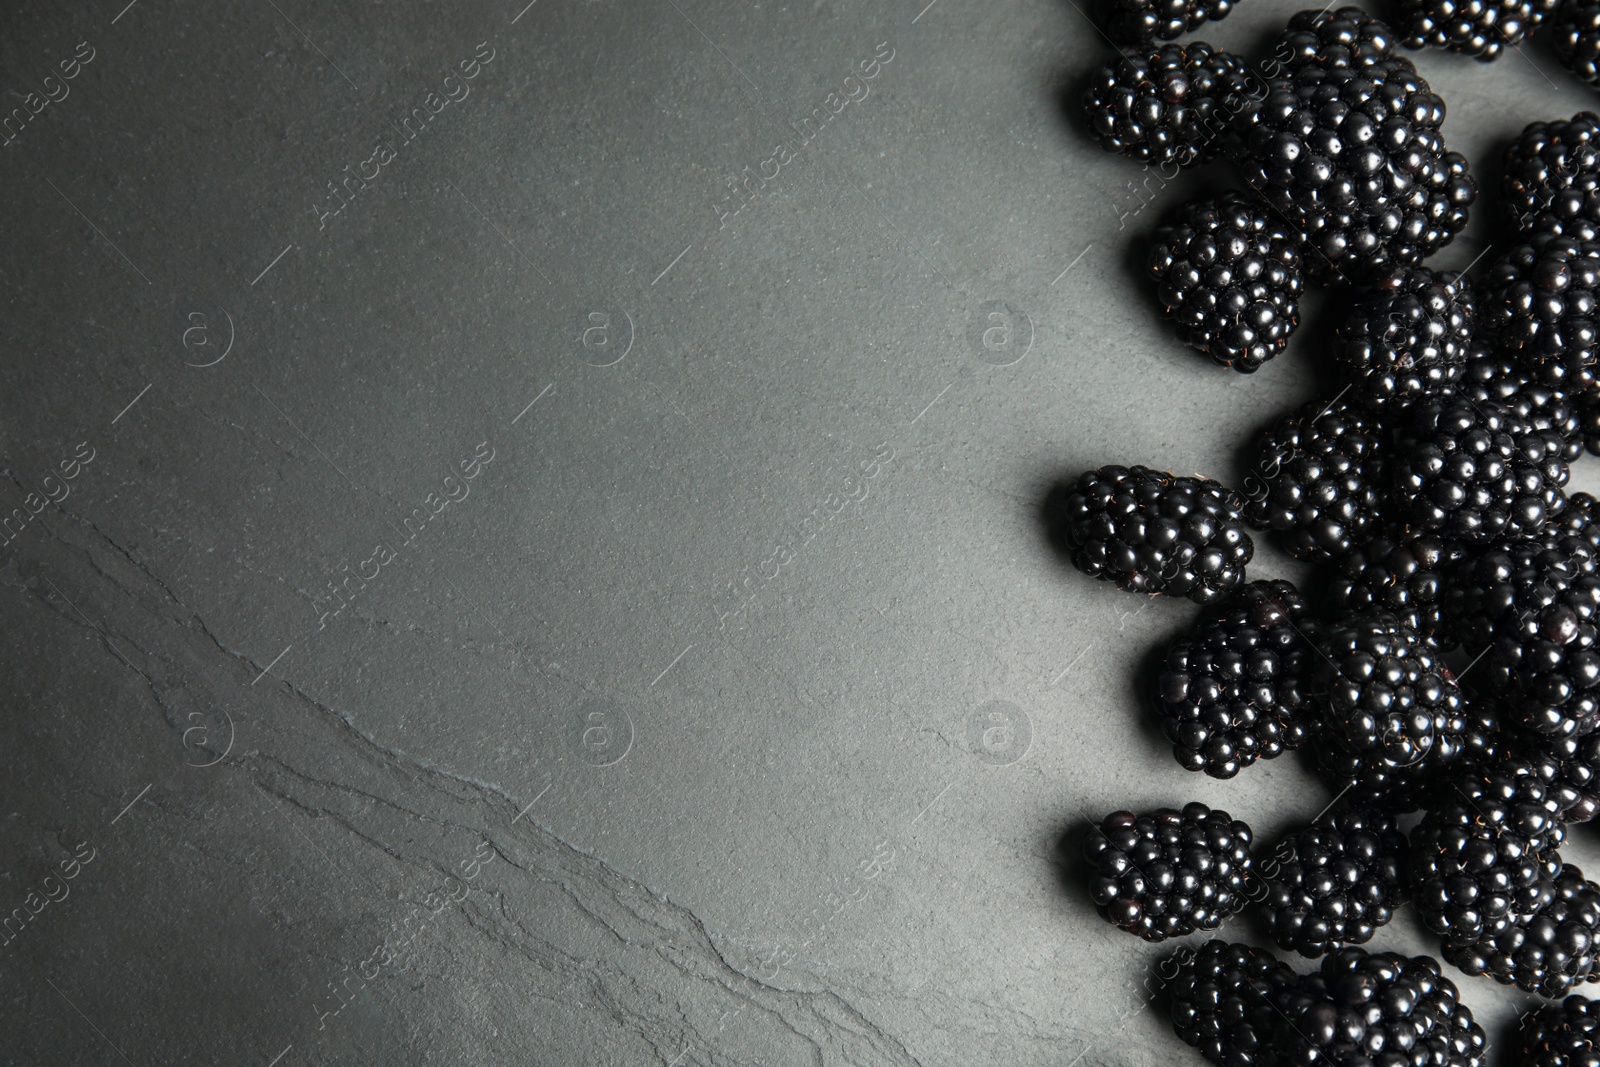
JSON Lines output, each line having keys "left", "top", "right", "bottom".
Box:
{"left": 1447, "top": 537, "right": 1600, "bottom": 737}
{"left": 1148, "top": 191, "right": 1304, "bottom": 372}
{"left": 1504, "top": 115, "right": 1600, "bottom": 239}
{"left": 1230, "top": 55, "right": 1475, "bottom": 283}
{"left": 1056, "top": 464, "right": 1252, "bottom": 604}
{"left": 1444, "top": 862, "right": 1600, "bottom": 997}
{"left": 1516, "top": 995, "right": 1600, "bottom": 1067}
{"left": 1577, "top": 386, "right": 1600, "bottom": 456}
{"left": 1328, "top": 535, "right": 1459, "bottom": 650}
{"left": 1311, "top": 613, "right": 1473, "bottom": 811}
{"left": 1391, "top": 395, "right": 1570, "bottom": 546}
{"left": 1099, "top": 0, "right": 1234, "bottom": 44}
{"left": 1259, "top": 806, "right": 1409, "bottom": 957}
{"left": 1270, "top": 947, "right": 1488, "bottom": 1067}
{"left": 1461, "top": 347, "right": 1585, "bottom": 464}
{"left": 1166, "top": 939, "right": 1299, "bottom": 1067}
{"left": 1241, "top": 397, "right": 1387, "bottom": 560}
{"left": 1334, "top": 267, "right": 1473, "bottom": 409}
{"left": 1557, "top": 492, "right": 1600, "bottom": 551}
{"left": 1555, "top": 0, "right": 1600, "bottom": 89}
{"left": 1083, "top": 43, "right": 1250, "bottom": 168}
{"left": 1271, "top": 6, "right": 1397, "bottom": 71}
{"left": 1394, "top": 0, "right": 1559, "bottom": 59}
{"left": 1497, "top": 729, "right": 1600, "bottom": 823}
{"left": 1155, "top": 579, "right": 1314, "bottom": 778}
{"left": 1484, "top": 239, "right": 1600, "bottom": 391}
{"left": 1082, "top": 803, "right": 1254, "bottom": 941}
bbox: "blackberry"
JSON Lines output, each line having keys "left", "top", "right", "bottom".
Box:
{"left": 1516, "top": 995, "right": 1600, "bottom": 1067}
{"left": 1241, "top": 397, "right": 1387, "bottom": 560}
{"left": 1057, "top": 464, "right": 1252, "bottom": 604}
{"left": 1328, "top": 535, "right": 1459, "bottom": 649}
{"left": 1311, "top": 613, "right": 1473, "bottom": 811}
{"left": 1484, "top": 239, "right": 1600, "bottom": 392}
{"left": 1099, "top": 0, "right": 1234, "bottom": 44}
{"left": 1259, "top": 806, "right": 1409, "bottom": 957}
{"left": 1391, "top": 395, "right": 1570, "bottom": 546}
{"left": 1271, "top": 947, "right": 1488, "bottom": 1067}
{"left": 1270, "top": 6, "right": 1397, "bottom": 71}
{"left": 1334, "top": 266, "right": 1473, "bottom": 409}
{"left": 1555, "top": 0, "right": 1600, "bottom": 89}
{"left": 1083, "top": 43, "right": 1250, "bottom": 168}
{"left": 1461, "top": 346, "right": 1585, "bottom": 464}
{"left": 1503, "top": 115, "right": 1600, "bottom": 239}
{"left": 1447, "top": 537, "right": 1600, "bottom": 737}
{"left": 1394, "top": 0, "right": 1559, "bottom": 59}
{"left": 1148, "top": 191, "right": 1305, "bottom": 372}
{"left": 1166, "top": 939, "right": 1299, "bottom": 1067}
{"left": 1578, "top": 386, "right": 1600, "bottom": 456}
{"left": 1496, "top": 729, "right": 1600, "bottom": 823}
{"left": 1557, "top": 492, "right": 1600, "bottom": 552}
{"left": 1155, "top": 579, "right": 1314, "bottom": 778}
{"left": 1444, "top": 862, "right": 1600, "bottom": 997}
{"left": 1230, "top": 55, "right": 1475, "bottom": 283}
{"left": 1082, "top": 802, "right": 1254, "bottom": 941}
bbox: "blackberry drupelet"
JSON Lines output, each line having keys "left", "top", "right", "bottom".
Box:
{"left": 1391, "top": 395, "right": 1570, "bottom": 546}
{"left": 1259, "top": 806, "right": 1408, "bottom": 957}
{"left": 1155, "top": 579, "right": 1313, "bottom": 778}
{"left": 1334, "top": 266, "right": 1473, "bottom": 409}
{"left": 1166, "top": 940, "right": 1299, "bottom": 1067}
{"left": 1312, "top": 613, "right": 1473, "bottom": 811}
{"left": 1083, "top": 43, "right": 1251, "bottom": 168}
{"left": 1484, "top": 239, "right": 1600, "bottom": 393}
{"left": 1447, "top": 537, "right": 1600, "bottom": 737}
{"left": 1057, "top": 464, "right": 1253, "bottom": 604}
{"left": 1230, "top": 55, "right": 1475, "bottom": 283}
{"left": 1394, "top": 0, "right": 1559, "bottom": 59}
{"left": 1503, "top": 114, "right": 1600, "bottom": 239}
{"left": 1328, "top": 535, "right": 1459, "bottom": 649}
{"left": 1462, "top": 347, "right": 1585, "bottom": 464}
{"left": 1241, "top": 397, "right": 1387, "bottom": 560}
{"left": 1271, "top": 6, "right": 1397, "bottom": 71}
{"left": 1270, "top": 947, "right": 1488, "bottom": 1067}
{"left": 1148, "top": 191, "right": 1304, "bottom": 372}
{"left": 1516, "top": 995, "right": 1600, "bottom": 1067}
{"left": 1444, "top": 862, "right": 1600, "bottom": 997}
{"left": 1555, "top": 0, "right": 1600, "bottom": 89}
{"left": 1082, "top": 803, "right": 1255, "bottom": 941}
{"left": 1100, "top": 0, "right": 1234, "bottom": 44}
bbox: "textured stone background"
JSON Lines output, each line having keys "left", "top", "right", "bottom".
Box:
{"left": 6, "top": 0, "right": 1600, "bottom": 1063}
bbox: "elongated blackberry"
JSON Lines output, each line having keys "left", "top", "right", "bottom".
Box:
{"left": 1328, "top": 535, "right": 1459, "bottom": 649}
{"left": 1057, "top": 465, "right": 1253, "bottom": 604}
{"left": 1447, "top": 537, "right": 1600, "bottom": 737}
{"left": 1391, "top": 395, "right": 1570, "bottom": 546}
{"left": 1241, "top": 397, "right": 1386, "bottom": 560}
{"left": 1155, "top": 579, "right": 1313, "bottom": 778}
{"left": 1100, "top": 0, "right": 1234, "bottom": 44}
{"left": 1504, "top": 115, "right": 1600, "bottom": 239}
{"left": 1394, "top": 0, "right": 1559, "bottom": 59}
{"left": 1230, "top": 55, "right": 1475, "bottom": 283}
{"left": 1444, "top": 862, "right": 1600, "bottom": 997}
{"left": 1484, "top": 238, "right": 1600, "bottom": 391}
{"left": 1270, "top": 947, "right": 1488, "bottom": 1067}
{"left": 1461, "top": 347, "right": 1585, "bottom": 464}
{"left": 1084, "top": 43, "right": 1250, "bottom": 168}
{"left": 1259, "top": 806, "right": 1408, "bottom": 957}
{"left": 1166, "top": 940, "right": 1298, "bottom": 1067}
{"left": 1516, "top": 995, "right": 1600, "bottom": 1067}
{"left": 1333, "top": 266, "right": 1472, "bottom": 410}
{"left": 1555, "top": 0, "right": 1600, "bottom": 89}
{"left": 1082, "top": 803, "right": 1254, "bottom": 941}
{"left": 1312, "top": 613, "right": 1473, "bottom": 811}
{"left": 1148, "top": 191, "right": 1304, "bottom": 372}
{"left": 1271, "top": 6, "right": 1397, "bottom": 71}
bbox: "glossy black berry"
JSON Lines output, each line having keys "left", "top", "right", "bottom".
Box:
{"left": 1461, "top": 346, "right": 1585, "bottom": 464}
{"left": 1148, "top": 191, "right": 1304, "bottom": 372}
{"left": 1516, "top": 994, "right": 1600, "bottom": 1067}
{"left": 1165, "top": 939, "right": 1298, "bottom": 1067}
{"left": 1057, "top": 464, "right": 1253, "bottom": 604}
{"left": 1484, "top": 238, "right": 1600, "bottom": 392}
{"left": 1100, "top": 0, "right": 1235, "bottom": 44}
{"left": 1555, "top": 1, "right": 1600, "bottom": 88}
{"left": 1444, "top": 861, "right": 1600, "bottom": 997}
{"left": 1084, "top": 43, "right": 1252, "bottom": 168}
{"left": 1394, "top": 0, "right": 1559, "bottom": 59}
{"left": 1270, "top": 7, "right": 1397, "bottom": 72}
{"left": 1504, "top": 114, "right": 1600, "bottom": 240}
{"left": 1335, "top": 267, "right": 1473, "bottom": 410}
{"left": 1082, "top": 803, "right": 1254, "bottom": 941}
{"left": 1329, "top": 535, "right": 1460, "bottom": 650}
{"left": 1259, "top": 806, "right": 1409, "bottom": 957}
